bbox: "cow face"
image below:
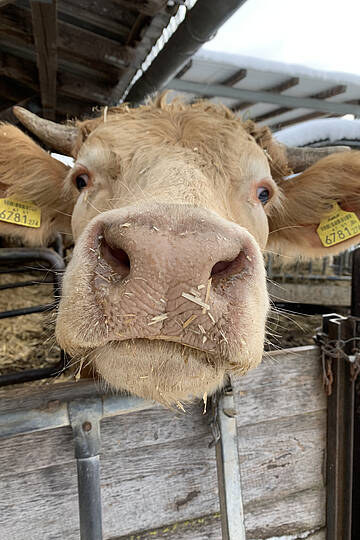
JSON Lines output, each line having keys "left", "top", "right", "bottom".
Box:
{"left": 1, "top": 97, "right": 360, "bottom": 405}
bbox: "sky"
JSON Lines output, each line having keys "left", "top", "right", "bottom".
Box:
{"left": 202, "top": 0, "right": 360, "bottom": 76}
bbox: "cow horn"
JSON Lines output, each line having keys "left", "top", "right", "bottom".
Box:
{"left": 12, "top": 106, "right": 78, "bottom": 155}
{"left": 284, "top": 145, "right": 351, "bottom": 173}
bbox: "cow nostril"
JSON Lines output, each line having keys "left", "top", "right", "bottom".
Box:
{"left": 101, "top": 240, "right": 130, "bottom": 278}
{"left": 211, "top": 260, "right": 233, "bottom": 276}
{"left": 210, "top": 251, "right": 247, "bottom": 278}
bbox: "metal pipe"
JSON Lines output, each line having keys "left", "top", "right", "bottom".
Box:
{"left": 126, "top": 0, "right": 249, "bottom": 104}
{"left": 0, "top": 364, "right": 64, "bottom": 387}
{"left": 68, "top": 399, "right": 103, "bottom": 540}
{"left": 215, "top": 389, "right": 246, "bottom": 539}
{"left": 167, "top": 79, "right": 360, "bottom": 117}
{"left": 76, "top": 456, "right": 102, "bottom": 540}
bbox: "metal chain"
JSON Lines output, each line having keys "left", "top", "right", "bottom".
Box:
{"left": 316, "top": 334, "right": 360, "bottom": 395}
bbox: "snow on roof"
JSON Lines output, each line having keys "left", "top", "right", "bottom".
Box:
{"left": 274, "top": 118, "right": 360, "bottom": 146}
{"left": 195, "top": 50, "right": 360, "bottom": 87}
{"left": 170, "top": 50, "right": 360, "bottom": 129}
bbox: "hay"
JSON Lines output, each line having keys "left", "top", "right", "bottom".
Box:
{"left": 0, "top": 270, "right": 63, "bottom": 380}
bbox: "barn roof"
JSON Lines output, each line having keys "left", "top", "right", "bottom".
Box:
{"left": 167, "top": 50, "right": 360, "bottom": 131}
{"left": 0, "top": 0, "right": 184, "bottom": 122}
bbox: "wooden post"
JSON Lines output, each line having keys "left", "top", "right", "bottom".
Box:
{"left": 31, "top": 0, "right": 57, "bottom": 120}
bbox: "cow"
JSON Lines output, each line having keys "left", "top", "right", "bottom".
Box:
{"left": 0, "top": 95, "right": 359, "bottom": 406}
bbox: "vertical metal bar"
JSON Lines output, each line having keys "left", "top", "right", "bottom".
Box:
{"left": 68, "top": 399, "right": 103, "bottom": 540}
{"left": 215, "top": 390, "right": 246, "bottom": 540}
{"left": 326, "top": 317, "right": 354, "bottom": 540}
{"left": 351, "top": 247, "right": 360, "bottom": 538}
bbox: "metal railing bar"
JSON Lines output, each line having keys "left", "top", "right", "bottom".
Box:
{"left": 0, "top": 393, "right": 154, "bottom": 440}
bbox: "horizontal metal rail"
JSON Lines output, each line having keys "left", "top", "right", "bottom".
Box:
{"left": 0, "top": 393, "right": 154, "bottom": 440}
{"left": 167, "top": 79, "right": 360, "bottom": 116}
{"left": 0, "top": 303, "right": 55, "bottom": 319}
{"left": 0, "top": 247, "right": 65, "bottom": 386}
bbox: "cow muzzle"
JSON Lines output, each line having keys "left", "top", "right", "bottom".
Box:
{"left": 56, "top": 203, "right": 268, "bottom": 402}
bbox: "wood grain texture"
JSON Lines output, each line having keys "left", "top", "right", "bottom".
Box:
{"left": 113, "top": 513, "right": 222, "bottom": 539}
{"left": 0, "top": 405, "right": 219, "bottom": 539}
{"left": 0, "top": 347, "right": 327, "bottom": 539}
{"left": 234, "top": 346, "right": 327, "bottom": 538}
{"left": 31, "top": 0, "right": 57, "bottom": 119}
{"left": 233, "top": 346, "right": 326, "bottom": 426}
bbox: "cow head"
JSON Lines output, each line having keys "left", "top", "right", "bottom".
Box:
{"left": 1, "top": 96, "right": 359, "bottom": 405}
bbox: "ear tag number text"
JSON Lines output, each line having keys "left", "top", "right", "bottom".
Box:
{"left": 317, "top": 201, "right": 360, "bottom": 247}
{"left": 0, "top": 198, "right": 41, "bottom": 228}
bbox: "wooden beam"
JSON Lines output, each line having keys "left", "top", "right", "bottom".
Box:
{"left": 58, "top": 72, "right": 111, "bottom": 105}
{"left": 112, "top": 0, "right": 168, "bottom": 16}
{"left": 57, "top": 0, "right": 132, "bottom": 40}
{"left": 221, "top": 68, "right": 248, "bottom": 87}
{"left": 271, "top": 97, "right": 360, "bottom": 130}
{"left": 31, "top": 0, "right": 57, "bottom": 120}
{"left": 175, "top": 60, "right": 192, "bottom": 79}
{"left": 272, "top": 111, "right": 332, "bottom": 130}
{"left": 0, "top": 0, "right": 15, "bottom": 7}
{"left": 192, "top": 69, "right": 248, "bottom": 103}
{"left": 253, "top": 84, "right": 347, "bottom": 123}
{"left": 0, "top": 77, "right": 34, "bottom": 103}
{"left": 0, "top": 50, "right": 38, "bottom": 90}
{"left": 0, "top": 49, "right": 110, "bottom": 109}
{"left": 232, "top": 77, "right": 300, "bottom": 113}
{"left": 0, "top": 6, "right": 137, "bottom": 73}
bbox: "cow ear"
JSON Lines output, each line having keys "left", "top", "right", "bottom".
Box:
{"left": 267, "top": 151, "right": 360, "bottom": 257}
{"left": 0, "top": 124, "right": 75, "bottom": 246}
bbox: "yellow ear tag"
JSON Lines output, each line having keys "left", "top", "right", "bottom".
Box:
{"left": 317, "top": 201, "right": 360, "bottom": 247}
{"left": 0, "top": 198, "right": 41, "bottom": 228}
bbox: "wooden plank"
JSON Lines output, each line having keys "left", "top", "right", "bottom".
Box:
{"left": 0, "top": 42, "right": 112, "bottom": 105}
{"left": 57, "top": 0, "right": 134, "bottom": 40}
{"left": 238, "top": 410, "right": 326, "bottom": 504}
{"left": 0, "top": 49, "right": 38, "bottom": 90}
{"left": 254, "top": 84, "right": 347, "bottom": 123}
{"left": 0, "top": 407, "right": 219, "bottom": 539}
{"left": 233, "top": 346, "right": 325, "bottom": 426}
{"left": 0, "top": 378, "right": 108, "bottom": 414}
{"left": 113, "top": 0, "right": 168, "bottom": 17}
{"left": 114, "top": 513, "right": 222, "bottom": 539}
{"left": 244, "top": 487, "right": 326, "bottom": 538}
{"left": 233, "top": 346, "right": 327, "bottom": 538}
{"left": 0, "top": 347, "right": 327, "bottom": 539}
{"left": 1, "top": 5, "right": 138, "bottom": 71}
{"left": 31, "top": 0, "right": 58, "bottom": 120}
{"left": 233, "top": 77, "right": 300, "bottom": 113}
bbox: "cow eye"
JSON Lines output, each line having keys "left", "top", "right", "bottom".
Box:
{"left": 75, "top": 174, "right": 89, "bottom": 191}
{"left": 257, "top": 186, "right": 270, "bottom": 205}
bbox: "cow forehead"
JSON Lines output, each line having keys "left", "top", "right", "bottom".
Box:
{"left": 75, "top": 107, "right": 270, "bottom": 183}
